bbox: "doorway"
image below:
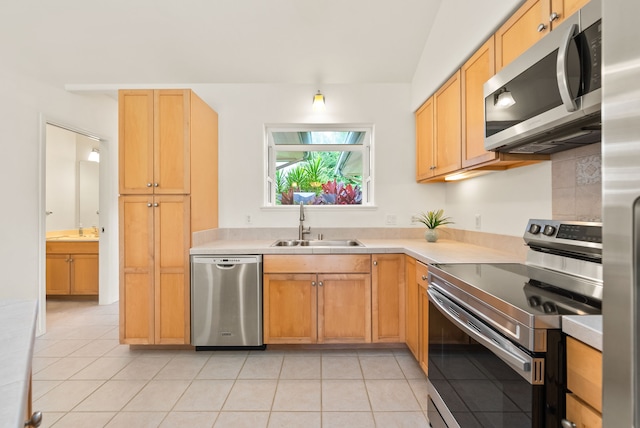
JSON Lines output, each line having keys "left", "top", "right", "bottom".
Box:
{"left": 44, "top": 123, "right": 103, "bottom": 321}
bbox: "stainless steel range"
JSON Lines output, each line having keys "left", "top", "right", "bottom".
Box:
{"left": 427, "top": 219, "right": 602, "bottom": 428}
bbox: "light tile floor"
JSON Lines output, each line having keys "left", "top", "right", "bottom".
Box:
{"left": 33, "top": 300, "right": 431, "bottom": 427}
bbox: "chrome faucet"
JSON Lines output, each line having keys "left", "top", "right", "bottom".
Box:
{"left": 298, "top": 202, "right": 311, "bottom": 240}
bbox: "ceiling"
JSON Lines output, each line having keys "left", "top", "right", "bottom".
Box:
{"left": 0, "top": 0, "right": 443, "bottom": 87}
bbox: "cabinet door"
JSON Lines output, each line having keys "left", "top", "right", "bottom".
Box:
{"left": 495, "top": 0, "right": 551, "bottom": 71}
{"left": 566, "top": 336, "right": 602, "bottom": 413}
{"left": 119, "top": 195, "right": 155, "bottom": 344}
{"left": 415, "top": 97, "right": 435, "bottom": 181}
{"left": 264, "top": 273, "right": 317, "bottom": 344}
{"left": 372, "top": 254, "right": 405, "bottom": 342}
{"left": 46, "top": 254, "right": 71, "bottom": 295}
{"left": 551, "top": 0, "right": 589, "bottom": 28}
{"left": 462, "top": 37, "right": 498, "bottom": 168}
{"left": 154, "top": 90, "right": 190, "bottom": 194}
{"left": 154, "top": 195, "right": 191, "bottom": 344}
{"left": 417, "top": 263, "right": 429, "bottom": 375}
{"left": 318, "top": 273, "right": 371, "bottom": 344}
{"left": 119, "top": 90, "right": 154, "bottom": 194}
{"left": 434, "top": 71, "right": 462, "bottom": 177}
{"left": 70, "top": 254, "right": 99, "bottom": 295}
{"left": 565, "top": 393, "right": 602, "bottom": 428}
{"left": 404, "top": 256, "right": 419, "bottom": 358}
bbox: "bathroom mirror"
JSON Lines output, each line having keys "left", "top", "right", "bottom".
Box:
{"left": 46, "top": 124, "right": 100, "bottom": 232}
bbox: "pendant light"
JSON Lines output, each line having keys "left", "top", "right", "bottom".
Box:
{"left": 312, "top": 90, "right": 326, "bottom": 112}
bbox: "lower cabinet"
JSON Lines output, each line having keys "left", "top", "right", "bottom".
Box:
{"left": 119, "top": 195, "right": 191, "bottom": 345}
{"left": 417, "top": 261, "right": 430, "bottom": 375}
{"left": 564, "top": 336, "right": 602, "bottom": 427}
{"left": 372, "top": 254, "right": 405, "bottom": 343}
{"left": 46, "top": 241, "right": 99, "bottom": 296}
{"left": 405, "top": 256, "right": 419, "bottom": 358}
{"left": 263, "top": 255, "right": 372, "bottom": 344}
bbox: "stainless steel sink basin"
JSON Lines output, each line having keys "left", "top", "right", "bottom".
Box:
{"left": 271, "top": 239, "right": 364, "bottom": 247}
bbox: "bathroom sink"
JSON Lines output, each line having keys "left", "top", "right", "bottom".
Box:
{"left": 271, "top": 239, "right": 364, "bottom": 247}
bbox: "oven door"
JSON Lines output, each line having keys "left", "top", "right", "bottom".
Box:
{"left": 427, "top": 286, "right": 563, "bottom": 428}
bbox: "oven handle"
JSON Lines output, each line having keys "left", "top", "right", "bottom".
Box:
{"left": 428, "top": 287, "right": 532, "bottom": 373}
{"left": 556, "top": 22, "right": 579, "bottom": 112}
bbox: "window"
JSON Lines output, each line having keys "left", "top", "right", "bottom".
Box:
{"left": 266, "top": 125, "right": 373, "bottom": 206}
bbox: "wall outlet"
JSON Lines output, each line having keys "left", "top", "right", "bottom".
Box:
{"left": 475, "top": 214, "right": 481, "bottom": 230}
{"left": 385, "top": 214, "right": 397, "bottom": 225}
{"left": 411, "top": 215, "right": 421, "bottom": 225}
{"left": 246, "top": 215, "right": 252, "bottom": 224}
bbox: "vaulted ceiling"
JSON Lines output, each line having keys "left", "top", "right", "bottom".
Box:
{"left": 0, "top": 0, "right": 443, "bottom": 86}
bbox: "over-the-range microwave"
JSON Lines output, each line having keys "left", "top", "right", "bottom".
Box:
{"left": 484, "top": 0, "right": 601, "bottom": 154}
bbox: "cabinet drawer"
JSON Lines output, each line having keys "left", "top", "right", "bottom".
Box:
{"left": 264, "top": 254, "right": 371, "bottom": 274}
{"left": 566, "top": 336, "right": 602, "bottom": 413}
{"left": 46, "top": 241, "right": 99, "bottom": 254}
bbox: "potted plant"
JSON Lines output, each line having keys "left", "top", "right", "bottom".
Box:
{"left": 417, "top": 209, "right": 453, "bottom": 242}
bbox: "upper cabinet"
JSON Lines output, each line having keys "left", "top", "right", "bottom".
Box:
{"left": 496, "top": 0, "right": 590, "bottom": 71}
{"left": 119, "top": 90, "right": 193, "bottom": 195}
{"left": 415, "top": 97, "right": 434, "bottom": 181}
{"left": 461, "top": 38, "right": 496, "bottom": 167}
{"left": 415, "top": 0, "right": 584, "bottom": 182}
{"left": 415, "top": 72, "right": 462, "bottom": 181}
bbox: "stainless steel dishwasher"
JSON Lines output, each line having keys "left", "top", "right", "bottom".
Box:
{"left": 191, "top": 255, "right": 264, "bottom": 350}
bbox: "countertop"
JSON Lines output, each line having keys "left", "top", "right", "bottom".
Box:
{"left": 0, "top": 300, "right": 38, "bottom": 427}
{"left": 190, "top": 238, "right": 525, "bottom": 265}
{"left": 563, "top": 315, "right": 603, "bottom": 351}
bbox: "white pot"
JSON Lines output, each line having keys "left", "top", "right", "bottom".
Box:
{"left": 425, "top": 229, "right": 439, "bottom": 242}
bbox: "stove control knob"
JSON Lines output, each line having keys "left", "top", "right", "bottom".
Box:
{"left": 528, "top": 224, "right": 541, "bottom": 234}
{"left": 528, "top": 296, "right": 542, "bottom": 307}
{"left": 543, "top": 225, "right": 557, "bottom": 236}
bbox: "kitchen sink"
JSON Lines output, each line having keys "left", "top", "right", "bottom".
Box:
{"left": 271, "top": 239, "right": 364, "bottom": 247}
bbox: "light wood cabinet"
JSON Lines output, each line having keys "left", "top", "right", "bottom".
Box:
{"left": 565, "top": 336, "right": 602, "bottom": 427}
{"left": 434, "top": 71, "right": 462, "bottom": 177}
{"left": 119, "top": 195, "right": 190, "bottom": 344}
{"left": 404, "top": 256, "right": 418, "bottom": 358}
{"left": 496, "top": 0, "right": 589, "bottom": 71}
{"left": 46, "top": 241, "right": 99, "bottom": 296}
{"left": 415, "top": 70, "right": 462, "bottom": 182}
{"left": 417, "top": 261, "right": 429, "bottom": 375}
{"left": 415, "top": 97, "right": 434, "bottom": 181}
{"left": 263, "top": 255, "right": 372, "bottom": 344}
{"left": 118, "top": 89, "right": 218, "bottom": 345}
{"left": 372, "top": 254, "right": 405, "bottom": 343}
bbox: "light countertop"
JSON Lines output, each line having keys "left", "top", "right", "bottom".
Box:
{"left": 563, "top": 315, "right": 603, "bottom": 351}
{"left": 190, "top": 238, "right": 525, "bottom": 265}
{"left": 0, "top": 300, "right": 38, "bottom": 426}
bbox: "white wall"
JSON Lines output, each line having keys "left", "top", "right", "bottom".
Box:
{"left": 0, "top": 65, "right": 118, "bottom": 334}
{"left": 445, "top": 163, "right": 552, "bottom": 236}
{"left": 185, "top": 83, "right": 446, "bottom": 229}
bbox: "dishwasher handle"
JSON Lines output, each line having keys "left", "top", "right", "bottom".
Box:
{"left": 192, "top": 256, "right": 262, "bottom": 266}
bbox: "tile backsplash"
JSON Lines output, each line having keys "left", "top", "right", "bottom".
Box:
{"left": 551, "top": 143, "right": 602, "bottom": 222}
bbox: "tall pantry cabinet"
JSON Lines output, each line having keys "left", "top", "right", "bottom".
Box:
{"left": 118, "top": 89, "right": 218, "bottom": 345}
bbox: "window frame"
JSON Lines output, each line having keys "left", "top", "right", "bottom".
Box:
{"left": 264, "top": 124, "right": 374, "bottom": 207}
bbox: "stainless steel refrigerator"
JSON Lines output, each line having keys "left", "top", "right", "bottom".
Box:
{"left": 602, "top": 0, "right": 640, "bottom": 426}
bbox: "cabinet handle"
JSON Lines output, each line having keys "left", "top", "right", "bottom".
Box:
{"left": 319, "top": 281, "right": 324, "bottom": 287}
{"left": 147, "top": 203, "right": 152, "bottom": 207}
{"left": 537, "top": 23, "right": 547, "bottom": 32}
{"left": 560, "top": 419, "right": 576, "bottom": 428}
{"left": 154, "top": 182, "right": 159, "bottom": 187}
{"left": 69, "top": 259, "right": 73, "bottom": 262}
{"left": 153, "top": 203, "right": 159, "bottom": 207}
{"left": 25, "top": 411, "right": 43, "bottom": 427}
{"left": 311, "top": 281, "right": 316, "bottom": 287}
{"left": 147, "top": 182, "right": 152, "bottom": 187}
{"left": 550, "top": 12, "right": 560, "bottom": 22}
{"left": 373, "top": 260, "right": 377, "bottom": 266}
{"left": 421, "top": 275, "right": 427, "bottom": 281}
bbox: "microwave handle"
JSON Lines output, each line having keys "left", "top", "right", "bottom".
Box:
{"left": 557, "top": 23, "right": 579, "bottom": 112}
